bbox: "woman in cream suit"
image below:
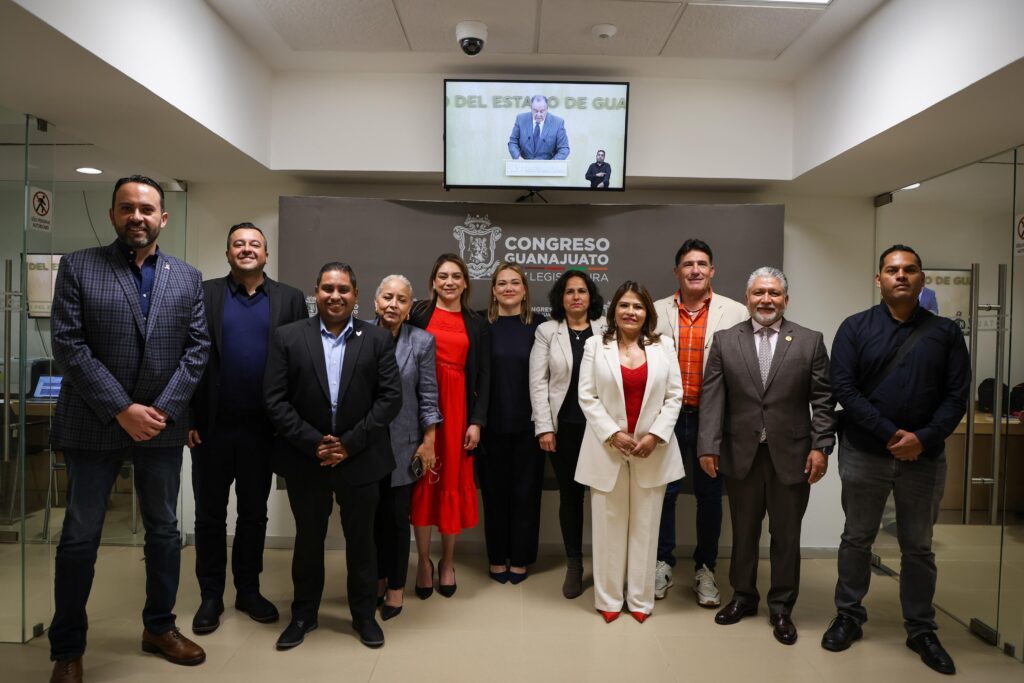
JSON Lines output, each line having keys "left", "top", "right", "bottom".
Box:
{"left": 529, "top": 270, "right": 605, "bottom": 599}
{"left": 575, "top": 281, "right": 684, "bottom": 623}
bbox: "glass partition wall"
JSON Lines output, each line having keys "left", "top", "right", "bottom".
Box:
{"left": 875, "top": 146, "right": 1023, "bottom": 661}
{"left": 0, "top": 109, "right": 56, "bottom": 643}
{"left": 0, "top": 107, "right": 188, "bottom": 644}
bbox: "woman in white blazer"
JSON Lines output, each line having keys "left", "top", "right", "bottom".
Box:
{"left": 528, "top": 270, "right": 605, "bottom": 599}
{"left": 575, "top": 281, "right": 684, "bottom": 623}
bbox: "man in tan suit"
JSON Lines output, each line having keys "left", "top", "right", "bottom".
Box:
{"left": 698, "top": 266, "right": 836, "bottom": 645}
{"left": 653, "top": 239, "right": 747, "bottom": 606}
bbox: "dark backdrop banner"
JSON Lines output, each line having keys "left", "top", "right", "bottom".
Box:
{"left": 278, "top": 198, "right": 784, "bottom": 316}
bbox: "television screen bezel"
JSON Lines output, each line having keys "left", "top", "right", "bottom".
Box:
{"left": 443, "top": 78, "right": 630, "bottom": 192}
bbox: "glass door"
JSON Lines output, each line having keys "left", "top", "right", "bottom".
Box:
{"left": 874, "top": 148, "right": 1021, "bottom": 658}
{"left": 0, "top": 108, "right": 56, "bottom": 643}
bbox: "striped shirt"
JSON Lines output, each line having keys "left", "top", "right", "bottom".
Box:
{"left": 677, "top": 291, "right": 712, "bottom": 407}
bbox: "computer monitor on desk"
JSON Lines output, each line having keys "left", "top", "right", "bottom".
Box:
{"left": 33, "top": 375, "right": 61, "bottom": 400}
{"left": 29, "top": 358, "right": 62, "bottom": 401}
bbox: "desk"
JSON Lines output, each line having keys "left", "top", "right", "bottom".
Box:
{"left": 942, "top": 412, "right": 1023, "bottom": 516}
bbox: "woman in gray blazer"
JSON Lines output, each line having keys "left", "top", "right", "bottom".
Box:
{"left": 528, "top": 270, "right": 605, "bottom": 599}
{"left": 373, "top": 275, "right": 442, "bottom": 621}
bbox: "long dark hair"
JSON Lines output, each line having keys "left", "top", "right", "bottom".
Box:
{"left": 425, "top": 253, "right": 472, "bottom": 311}
{"left": 603, "top": 281, "right": 660, "bottom": 344}
{"left": 548, "top": 269, "right": 604, "bottom": 322}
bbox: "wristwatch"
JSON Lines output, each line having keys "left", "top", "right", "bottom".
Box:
{"left": 821, "top": 446, "right": 833, "bottom": 456}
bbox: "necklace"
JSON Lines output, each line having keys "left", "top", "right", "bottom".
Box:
{"left": 568, "top": 321, "right": 589, "bottom": 341}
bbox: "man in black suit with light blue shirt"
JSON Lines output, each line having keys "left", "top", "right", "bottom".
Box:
{"left": 48, "top": 176, "right": 210, "bottom": 683}
{"left": 264, "top": 262, "right": 402, "bottom": 651}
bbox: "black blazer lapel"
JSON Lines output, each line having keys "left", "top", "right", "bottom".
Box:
{"left": 303, "top": 317, "right": 331, "bottom": 402}
{"left": 104, "top": 243, "right": 146, "bottom": 336}
{"left": 209, "top": 277, "right": 227, "bottom": 358}
{"left": 265, "top": 277, "right": 283, "bottom": 345}
{"left": 338, "top": 319, "right": 366, "bottom": 404}
{"left": 763, "top": 320, "right": 793, "bottom": 391}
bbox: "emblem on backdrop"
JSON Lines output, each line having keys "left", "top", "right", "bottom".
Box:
{"left": 453, "top": 214, "right": 502, "bottom": 279}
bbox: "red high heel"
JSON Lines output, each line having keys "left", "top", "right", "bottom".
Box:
{"left": 630, "top": 611, "right": 649, "bottom": 623}
{"left": 598, "top": 609, "right": 620, "bottom": 623}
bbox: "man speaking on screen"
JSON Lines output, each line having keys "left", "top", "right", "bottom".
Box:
{"left": 508, "top": 95, "right": 570, "bottom": 161}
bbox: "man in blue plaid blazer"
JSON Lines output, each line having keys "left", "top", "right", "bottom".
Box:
{"left": 48, "top": 176, "right": 210, "bottom": 683}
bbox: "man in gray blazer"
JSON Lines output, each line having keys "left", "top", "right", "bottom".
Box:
{"left": 48, "top": 176, "right": 210, "bottom": 683}
{"left": 508, "top": 95, "right": 570, "bottom": 160}
{"left": 698, "top": 266, "right": 836, "bottom": 646}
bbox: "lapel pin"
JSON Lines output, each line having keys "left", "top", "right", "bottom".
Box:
{"left": 355, "top": 330, "right": 362, "bottom": 337}
{"left": 164, "top": 264, "right": 170, "bottom": 270}
{"left": 785, "top": 335, "right": 792, "bottom": 342}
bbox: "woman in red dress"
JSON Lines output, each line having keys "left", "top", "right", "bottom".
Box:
{"left": 408, "top": 254, "right": 490, "bottom": 598}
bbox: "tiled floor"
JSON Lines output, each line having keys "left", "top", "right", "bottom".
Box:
{"left": 2, "top": 546, "right": 1022, "bottom": 682}
{"left": 875, "top": 521, "right": 1024, "bottom": 657}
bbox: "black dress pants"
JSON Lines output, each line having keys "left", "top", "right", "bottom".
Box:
{"left": 375, "top": 476, "right": 412, "bottom": 591}
{"left": 285, "top": 464, "right": 380, "bottom": 622}
{"left": 547, "top": 421, "right": 587, "bottom": 561}
{"left": 724, "top": 444, "right": 810, "bottom": 617}
{"left": 191, "top": 419, "right": 274, "bottom": 600}
{"left": 478, "top": 428, "right": 546, "bottom": 567}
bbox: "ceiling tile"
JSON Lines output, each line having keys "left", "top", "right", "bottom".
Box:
{"left": 394, "top": 0, "right": 537, "bottom": 54}
{"left": 539, "top": 0, "right": 683, "bottom": 57}
{"left": 255, "top": 0, "right": 409, "bottom": 52}
{"left": 663, "top": 3, "right": 823, "bottom": 60}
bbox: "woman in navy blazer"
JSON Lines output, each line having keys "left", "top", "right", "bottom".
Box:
{"left": 373, "top": 275, "right": 442, "bottom": 620}
{"left": 479, "top": 263, "right": 545, "bottom": 585}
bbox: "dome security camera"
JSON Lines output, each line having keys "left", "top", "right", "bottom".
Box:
{"left": 455, "top": 21, "right": 487, "bottom": 56}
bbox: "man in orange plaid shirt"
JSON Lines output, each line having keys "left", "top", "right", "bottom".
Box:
{"left": 653, "top": 239, "right": 748, "bottom": 606}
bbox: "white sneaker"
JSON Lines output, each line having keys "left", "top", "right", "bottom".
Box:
{"left": 694, "top": 564, "right": 721, "bottom": 607}
{"left": 654, "top": 560, "right": 673, "bottom": 600}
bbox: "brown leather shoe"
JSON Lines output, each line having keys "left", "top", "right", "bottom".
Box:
{"left": 49, "top": 658, "right": 82, "bottom": 683}
{"left": 771, "top": 613, "right": 798, "bottom": 645}
{"left": 141, "top": 627, "right": 206, "bottom": 665}
{"left": 714, "top": 600, "right": 758, "bottom": 625}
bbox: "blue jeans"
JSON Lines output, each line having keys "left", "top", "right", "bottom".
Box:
{"left": 834, "top": 438, "right": 946, "bottom": 637}
{"left": 49, "top": 446, "right": 183, "bottom": 661}
{"left": 657, "top": 409, "right": 723, "bottom": 570}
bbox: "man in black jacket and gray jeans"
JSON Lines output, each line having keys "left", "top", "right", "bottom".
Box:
{"left": 822, "top": 244, "right": 969, "bottom": 675}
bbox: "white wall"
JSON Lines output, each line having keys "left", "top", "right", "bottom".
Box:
{"left": 180, "top": 180, "right": 876, "bottom": 551}
{"left": 12, "top": 0, "right": 274, "bottom": 166}
{"left": 794, "top": 0, "right": 1024, "bottom": 175}
{"left": 271, "top": 74, "right": 793, "bottom": 180}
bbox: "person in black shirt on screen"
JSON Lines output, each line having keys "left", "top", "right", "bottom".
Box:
{"left": 585, "top": 150, "right": 611, "bottom": 188}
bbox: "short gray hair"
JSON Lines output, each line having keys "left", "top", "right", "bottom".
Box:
{"left": 375, "top": 274, "right": 413, "bottom": 299}
{"left": 746, "top": 266, "right": 788, "bottom": 293}
{"left": 531, "top": 95, "right": 549, "bottom": 107}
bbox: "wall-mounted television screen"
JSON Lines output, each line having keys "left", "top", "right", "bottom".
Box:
{"left": 444, "top": 79, "right": 628, "bottom": 191}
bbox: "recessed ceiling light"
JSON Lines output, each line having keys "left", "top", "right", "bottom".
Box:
{"left": 900, "top": 183, "right": 921, "bottom": 191}
{"left": 76, "top": 167, "right": 102, "bottom": 175}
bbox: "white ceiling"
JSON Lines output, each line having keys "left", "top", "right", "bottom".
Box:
{"left": 207, "top": 0, "right": 886, "bottom": 80}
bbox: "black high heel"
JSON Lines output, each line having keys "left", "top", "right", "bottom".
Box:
{"left": 415, "top": 560, "right": 434, "bottom": 600}
{"left": 438, "top": 564, "right": 457, "bottom": 598}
